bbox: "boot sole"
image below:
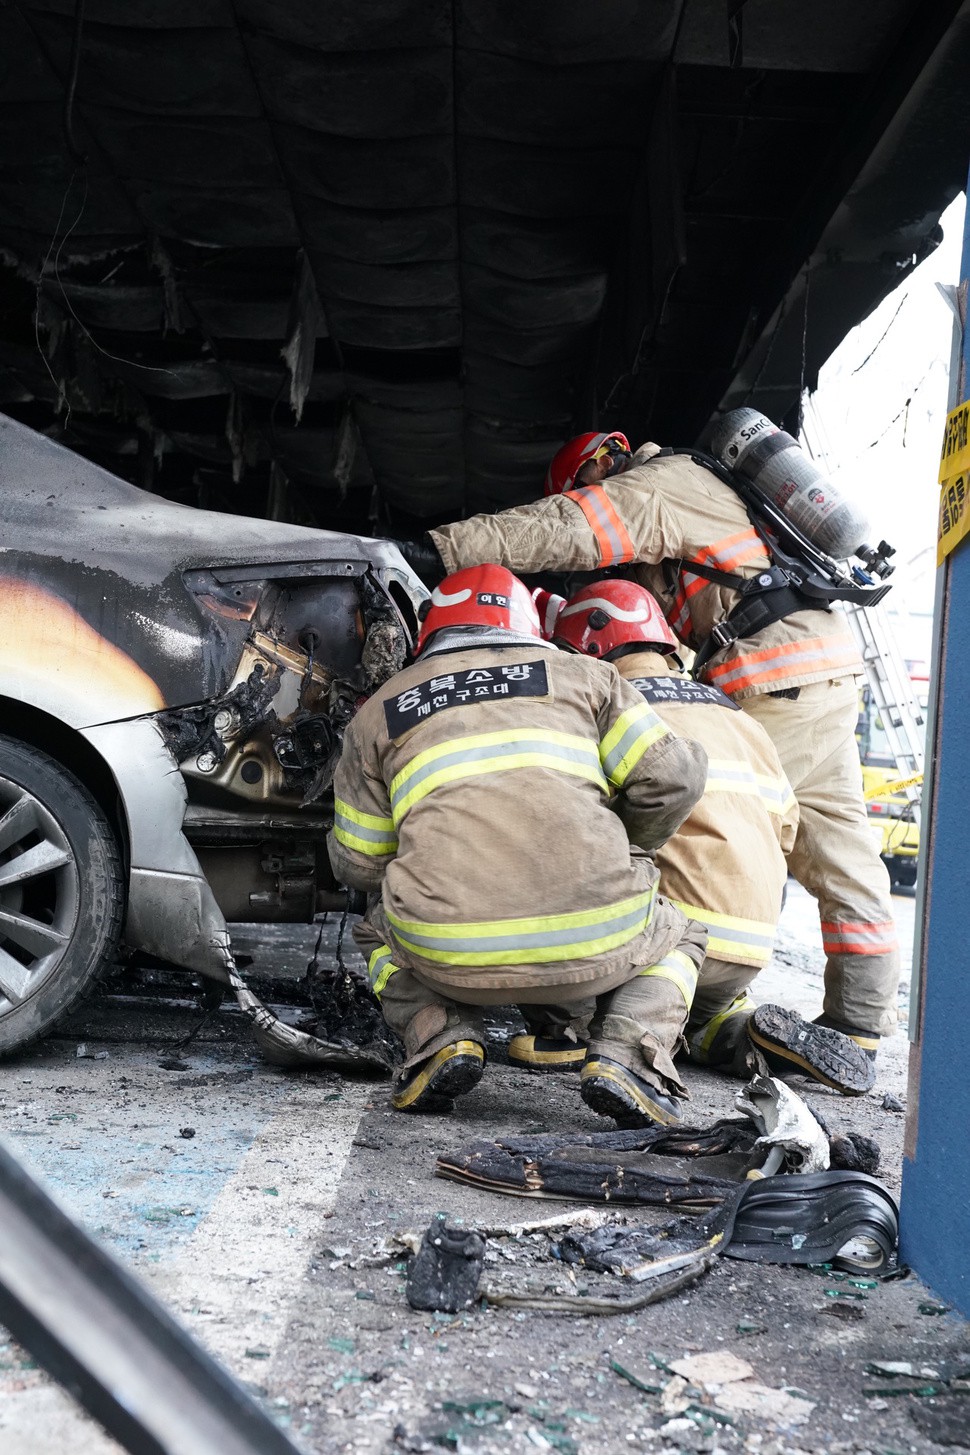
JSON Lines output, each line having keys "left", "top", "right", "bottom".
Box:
{"left": 580, "top": 1059, "right": 681, "bottom": 1128}
{"left": 393, "top": 1041, "right": 485, "bottom": 1112}
{"left": 747, "top": 1006, "right": 875, "bottom": 1096}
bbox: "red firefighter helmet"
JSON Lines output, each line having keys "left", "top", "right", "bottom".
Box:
{"left": 415, "top": 565, "right": 542, "bottom": 654}
{"left": 544, "top": 431, "right": 632, "bottom": 496}
{"left": 553, "top": 579, "right": 678, "bottom": 658}
{"left": 531, "top": 587, "right": 566, "bottom": 641}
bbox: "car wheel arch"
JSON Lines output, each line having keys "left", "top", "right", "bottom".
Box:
{"left": 0, "top": 698, "right": 130, "bottom": 871}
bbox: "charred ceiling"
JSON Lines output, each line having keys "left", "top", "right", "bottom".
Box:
{"left": 0, "top": 1, "right": 967, "bottom": 534}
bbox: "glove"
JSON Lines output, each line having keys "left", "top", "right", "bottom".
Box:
{"left": 389, "top": 534, "right": 446, "bottom": 586}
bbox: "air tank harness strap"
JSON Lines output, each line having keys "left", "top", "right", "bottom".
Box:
{"left": 684, "top": 561, "right": 816, "bottom": 679}
{"left": 654, "top": 445, "right": 823, "bottom": 678}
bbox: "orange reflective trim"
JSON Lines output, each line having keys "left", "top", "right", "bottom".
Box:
{"left": 704, "top": 635, "right": 861, "bottom": 695}
{"left": 667, "top": 586, "right": 690, "bottom": 636}
{"left": 821, "top": 919, "right": 898, "bottom": 957}
{"left": 565, "top": 485, "right": 636, "bottom": 567}
{"left": 705, "top": 529, "right": 766, "bottom": 572}
{"left": 681, "top": 529, "right": 767, "bottom": 602}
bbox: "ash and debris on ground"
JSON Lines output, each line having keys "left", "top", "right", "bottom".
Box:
{"left": 262, "top": 1034, "right": 968, "bottom": 1455}
{"left": 0, "top": 888, "right": 966, "bottom": 1455}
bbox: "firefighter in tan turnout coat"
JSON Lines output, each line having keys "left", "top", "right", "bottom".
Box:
{"left": 523, "top": 579, "right": 875, "bottom": 1095}
{"left": 328, "top": 565, "right": 709, "bottom": 1125}
{"left": 408, "top": 431, "right": 899, "bottom": 1063}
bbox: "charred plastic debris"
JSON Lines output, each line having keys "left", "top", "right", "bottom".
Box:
{"left": 157, "top": 569, "right": 410, "bottom": 1073}
{"left": 311, "top": 1075, "right": 951, "bottom": 1451}
{"left": 391, "top": 1078, "right": 901, "bottom": 1320}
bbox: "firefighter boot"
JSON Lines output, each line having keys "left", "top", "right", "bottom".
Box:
{"left": 508, "top": 1035, "right": 587, "bottom": 1070}
{"left": 392, "top": 1041, "right": 486, "bottom": 1113}
{"left": 813, "top": 1014, "right": 880, "bottom": 1061}
{"left": 687, "top": 993, "right": 758, "bottom": 1077}
{"left": 508, "top": 1003, "right": 592, "bottom": 1071}
{"left": 746, "top": 1004, "right": 875, "bottom": 1095}
{"left": 580, "top": 1056, "right": 683, "bottom": 1128}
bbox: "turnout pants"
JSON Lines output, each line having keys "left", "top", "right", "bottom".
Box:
{"left": 354, "top": 898, "right": 708, "bottom": 1099}
{"left": 528, "top": 954, "right": 761, "bottom": 1079}
{"left": 742, "top": 676, "right": 899, "bottom": 1036}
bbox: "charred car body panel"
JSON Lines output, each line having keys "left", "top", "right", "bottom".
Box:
{"left": 0, "top": 414, "right": 426, "bottom": 1049}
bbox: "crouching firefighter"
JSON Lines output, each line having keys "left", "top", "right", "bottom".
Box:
{"left": 327, "top": 566, "right": 710, "bottom": 1126}
{"left": 396, "top": 418, "right": 899, "bottom": 1062}
{"left": 514, "top": 580, "right": 875, "bottom": 1096}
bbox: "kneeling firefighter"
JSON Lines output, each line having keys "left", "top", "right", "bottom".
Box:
{"left": 516, "top": 580, "right": 874, "bottom": 1096}
{"left": 327, "top": 565, "right": 709, "bottom": 1125}
{"left": 396, "top": 416, "right": 899, "bottom": 1062}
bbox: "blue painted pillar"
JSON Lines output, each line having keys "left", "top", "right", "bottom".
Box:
{"left": 900, "top": 168, "right": 970, "bottom": 1315}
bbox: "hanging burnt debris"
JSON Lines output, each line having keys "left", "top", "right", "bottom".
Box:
{"left": 158, "top": 662, "right": 283, "bottom": 770}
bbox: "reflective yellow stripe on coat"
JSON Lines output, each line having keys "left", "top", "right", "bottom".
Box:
{"left": 389, "top": 729, "right": 609, "bottom": 827}
{"left": 367, "top": 944, "right": 400, "bottom": 998}
{"left": 598, "top": 701, "right": 670, "bottom": 787}
{"left": 637, "top": 948, "right": 699, "bottom": 1008}
{"left": 670, "top": 900, "right": 777, "bottom": 966}
{"left": 332, "top": 797, "right": 399, "bottom": 857}
{"left": 387, "top": 887, "right": 656, "bottom": 967}
{"left": 704, "top": 760, "right": 797, "bottom": 818}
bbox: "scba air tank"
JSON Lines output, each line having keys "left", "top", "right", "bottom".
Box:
{"left": 701, "top": 408, "right": 870, "bottom": 561}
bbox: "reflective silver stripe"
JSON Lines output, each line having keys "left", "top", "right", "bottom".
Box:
{"left": 367, "top": 947, "right": 399, "bottom": 998}
{"left": 669, "top": 900, "right": 777, "bottom": 962}
{"left": 637, "top": 950, "right": 698, "bottom": 1008}
{"left": 821, "top": 921, "right": 898, "bottom": 954}
{"left": 704, "top": 767, "right": 792, "bottom": 806}
{"left": 600, "top": 713, "right": 666, "bottom": 784}
{"left": 578, "top": 487, "right": 628, "bottom": 566}
{"left": 389, "top": 737, "right": 606, "bottom": 817}
{"left": 392, "top": 897, "right": 652, "bottom": 956}
{"left": 688, "top": 918, "right": 774, "bottom": 952}
{"left": 671, "top": 598, "right": 691, "bottom": 634}
{"left": 692, "top": 993, "right": 757, "bottom": 1054}
{"left": 706, "top": 643, "right": 857, "bottom": 689}
{"left": 333, "top": 809, "right": 398, "bottom": 847}
{"left": 689, "top": 921, "right": 773, "bottom": 960}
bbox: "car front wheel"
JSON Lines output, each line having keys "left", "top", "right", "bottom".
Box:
{"left": 0, "top": 735, "right": 125, "bottom": 1055}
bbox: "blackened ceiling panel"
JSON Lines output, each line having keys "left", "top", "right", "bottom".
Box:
{"left": 0, "top": 0, "right": 964, "bottom": 532}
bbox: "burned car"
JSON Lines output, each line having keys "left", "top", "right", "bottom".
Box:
{"left": 0, "top": 414, "right": 426, "bottom": 1056}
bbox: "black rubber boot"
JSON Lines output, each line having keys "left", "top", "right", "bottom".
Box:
{"left": 392, "top": 1040, "right": 485, "bottom": 1112}
{"left": 508, "top": 1034, "right": 586, "bottom": 1070}
{"left": 746, "top": 1004, "right": 875, "bottom": 1096}
{"left": 814, "top": 1014, "right": 880, "bottom": 1061}
{"left": 580, "top": 1054, "right": 683, "bottom": 1127}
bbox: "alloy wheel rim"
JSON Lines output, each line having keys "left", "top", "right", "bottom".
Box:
{"left": 0, "top": 777, "right": 80, "bottom": 1014}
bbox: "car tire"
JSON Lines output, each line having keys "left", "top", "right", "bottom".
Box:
{"left": 0, "top": 735, "right": 125, "bottom": 1055}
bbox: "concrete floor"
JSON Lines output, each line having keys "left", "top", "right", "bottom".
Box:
{"left": 0, "top": 882, "right": 964, "bottom": 1455}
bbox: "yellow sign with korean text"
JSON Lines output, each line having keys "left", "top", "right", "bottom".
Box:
{"left": 937, "top": 471, "right": 970, "bottom": 564}
{"left": 937, "top": 401, "right": 970, "bottom": 564}
{"left": 939, "top": 400, "right": 970, "bottom": 483}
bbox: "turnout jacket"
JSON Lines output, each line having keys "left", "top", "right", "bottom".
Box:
{"left": 328, "top": 643, "right": 707, "bottom": 995}
{"left": 430, "top": 450, "right": 862, "bottom": 702}
{"left": 615, "top": 651, "right": 798, "bottom": 969}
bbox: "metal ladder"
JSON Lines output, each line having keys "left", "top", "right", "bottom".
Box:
{"left": 841, "top": 602, "right": 926, "bottom": 823}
